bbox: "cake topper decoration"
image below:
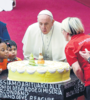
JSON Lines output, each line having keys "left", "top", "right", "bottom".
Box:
{"left": 37, "top": 53, "right": 45, "bottom": 66}
{"left": 29, "top": 53, "right": 36, "bottom": 66}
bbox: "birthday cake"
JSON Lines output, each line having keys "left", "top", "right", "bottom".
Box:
{"left": 7, "top": 54, "right": 71, "bottom": 83}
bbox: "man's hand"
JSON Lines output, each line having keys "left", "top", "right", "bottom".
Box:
{"left": 79, "top": 48, "right": 90, "bottom": 61}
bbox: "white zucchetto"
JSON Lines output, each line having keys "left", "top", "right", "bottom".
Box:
{"left": 38, "top": 10, "right": 53, "bottom": 18}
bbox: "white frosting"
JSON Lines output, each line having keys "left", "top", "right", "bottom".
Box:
{"left": 37, "top": 68, "right": 47, "bottom": 74}
{"left": 39, "top": 55, "right": 43, "bottom": 59}
{"left": 27, "top": 69, "right": 36, "bottom": 74}
{"left": 26, "top": 65, "right": 36, "bottom": 74}
{"left": 55, "top": 63, "right": 62, "bottom": 67}
{"left": 65, "top": 66, "right": 70, "bottom": 71}
{"left": 57, "top": 68, "right": 64, "bottom": 73}
{"left": 63, "top": 63, "right": 70, "bottom": 71}
{"left": 17, "top": 67, "right": 25, "bottom": 73}
{"left": 38, "top": 64, "right": 44, "bottom": 66}
{"left": 48, "top": 68, "right": 56, "bottom": 73}
{"left": 7, "top": 65, "right": 11, "bottom": 70}
{"left": 11, "top": 66, "right": 17, "bottom": 72}
{"left": 8, "top": 61, "right": 70, "bottom": 74}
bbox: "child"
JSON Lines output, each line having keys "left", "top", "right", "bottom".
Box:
{"left": 0, "top": 39, "right": 8, "bottom": 73}
{"left": 5, "top": 40, "right": 21, "bottom": 63}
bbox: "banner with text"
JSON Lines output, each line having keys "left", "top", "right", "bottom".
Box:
{"left": 0, "top": 80, "right": 64, "bottom": 100}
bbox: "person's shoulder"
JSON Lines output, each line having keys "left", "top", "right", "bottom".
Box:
{"left": 53, "top": 21, "right": 61, "bottom": 31}
{"left": 54, "top": 21, "right": 61, "bottom": 25}
{"left": 54, "top": 21, "right": 61, "bottom": 28}
{"left": 28, "top": 22, "right": 39, "bottom": 28}
{"left": 26, "top": 22, "right": 40, "bottom": 32}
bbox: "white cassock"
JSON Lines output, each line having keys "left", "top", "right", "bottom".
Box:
{"left": 0, "top": 0, "right": 13, "bottom": 11}
{"left": 22, "top": 21, "right": 67, "bottom": 61}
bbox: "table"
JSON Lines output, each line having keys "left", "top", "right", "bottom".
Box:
{"left": 0, "top": 70, "right": 85, "bottom": 100}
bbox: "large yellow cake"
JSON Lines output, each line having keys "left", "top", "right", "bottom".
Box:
{"left": 7, "top": 60, "right": 71, "bottom": 83}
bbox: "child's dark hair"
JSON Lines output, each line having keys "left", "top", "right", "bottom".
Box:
{"left": 5, "top": 40, "right": 17, "bottom": 48}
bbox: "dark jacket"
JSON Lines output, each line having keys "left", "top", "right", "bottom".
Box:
{"left": 0, "top": 21, "right": 10, "bottom": 41}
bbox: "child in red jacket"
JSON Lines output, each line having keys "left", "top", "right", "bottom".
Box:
{"left": 0, "top": 39, "right": 8, "bottom": 73}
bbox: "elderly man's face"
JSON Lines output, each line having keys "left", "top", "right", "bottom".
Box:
{"left": 38, "top": 15, "right": 54, "bottom": 34}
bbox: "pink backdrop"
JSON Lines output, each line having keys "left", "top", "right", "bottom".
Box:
{"left": 0, "top": 0, "right": 90, "bottom": 59}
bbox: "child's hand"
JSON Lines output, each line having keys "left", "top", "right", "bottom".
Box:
{"left": 0, "top": 69, "right": 2, "bottom": 74}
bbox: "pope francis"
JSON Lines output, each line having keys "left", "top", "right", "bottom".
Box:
{"left": 22, "top": 10, "right": 67, "bottom": 61}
